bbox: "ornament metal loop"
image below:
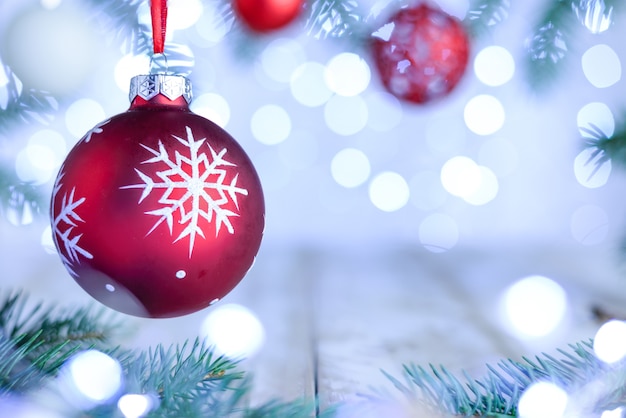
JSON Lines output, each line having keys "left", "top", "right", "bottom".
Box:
{"left": 150, "top": 53, "right": 169, "bottom": 75}
{"left": 129, "top": 73, "right": 193, "bottom": 104}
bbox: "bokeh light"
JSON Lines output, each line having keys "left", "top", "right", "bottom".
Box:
{"left": 251, "top": 104, "right": 291, "bottom": 145}
{"left": 191, "top": 93, "right": 231, "bottom": 127}
{"left": 331, "top": 148, "right": 371, "bottom": 188}
{"left": 368, "top": 172, "right": 410, "bottom": 212}
{"left": 167, "top": 0, "right": 204, "bottom": 30}
{"left": 364, "top": 91, "right": 403, "bottom": 132}
{"left": 324, "top": 52, "right": 371, "bottom": 97}
{"left": 501, "top": 275, "right": 567, "bottom": 338}
{"left": 324, "top": 95, "right": 368, "bottom": 136}
{"left": 65, "top": 98, "right": 106, "bottom": 139}
{"left": 200, "top": 304, "right": 265, "bottom": 358}
{"left": 574, "top": 148, "right": 611, "bottom": 189}
{"left": 570, "top": 204, "right": 608, "bottom": 245}
{"left": 290, "top": 62, "right": 333, "bottom": 107}
{"left": 2, "top": 5, "right": 99, "bottom": 94}
{"left": 114, "top": 54, "right": 150, "bottom": 91}
{"left": 518, "top": 381, "right": 568, "bottom": 418}
{"left": 474, "top": 46, "right": 515, "bottom": 87}
{"left": 261, "top": 38, "right": 306, "bottom": 84}
{"left": 61, "top": 350, "right": 123, "bottom": 407}
{"left": 419, "top": 213, "right": 459, "bottom": 253}
{"left": 41, "top": 0, "right": 62, "bottom": 9}
{"left": 118, "top": 393, "right": 157, "bottom": 418}
{"left": 15, "top": 129, "right": 66, "bottom": 184}
{"left": 582, "top": 44, "right": 621, "bottom": 88}
{"left": 464, "top": 95, "right": 506, "bottom": 135}
{"left": 602, "top": 407, "right": 624, "bottom": 418}
{"left": 440, "top": 156, "right": 482, "bottom": 198}
{"left": 593, "top": 320, "right": 626, "bottom": 364}
{"left": 577, "top": 102, "right": 615, "bottom": 138}
{"left": 441, "top": 157, "right": 499, "bottom": 205}
{"left": 463, "top": 166, "right": 499, "bottom": 206}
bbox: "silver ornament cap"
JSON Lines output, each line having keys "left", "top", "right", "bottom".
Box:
{"left": 129, "top": 74, "right": 193, "bottom": 104}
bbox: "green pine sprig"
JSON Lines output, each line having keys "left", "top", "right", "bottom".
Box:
{"left": 583, "top": 118, "right": 626, "bottom": 172}
{"left": 84, "top": 0, "right": 151, "bottom": 56}
{"left": 0, "top": 291, "right": 119, "bottom": 393}
{"left": 0, "top": 291, "right": 322, "bottom": 417}
{"left": 465, "top": 0, "right": 511, "bottom": 38}
{"left": 0, "top": 65, "right": 57, "bottom": 135}
{"left": 0, "top": 165, "right": 44, "bottom": 224}
{"left": 304, "top": 0, "right": 365, "bottom": 41}
{"left": 525, "top": 0, "right": 578, "bottom": 92}
{"left": 381, "top": 340, "right": 626, "bottom": 417}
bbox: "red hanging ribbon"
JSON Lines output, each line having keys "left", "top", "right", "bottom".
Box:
{"left": 150, "top": 0, "right": 168, "bottom": 54}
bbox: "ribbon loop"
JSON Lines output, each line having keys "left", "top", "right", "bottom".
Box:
{"left": 150, "top": 0, "right": 168, "bottom": 54}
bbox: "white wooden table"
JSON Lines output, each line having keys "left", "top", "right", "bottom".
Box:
{"left": 3, "top": 221, "right": 625, "bottom": 415}
{"left": 125, "top": 241, "right": 625, "bottom": 414}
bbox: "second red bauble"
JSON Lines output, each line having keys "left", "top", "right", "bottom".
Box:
{"left": 371, "top": 3, "right": 470, "bottom": 104}
{"left": 50, "top": 75, "right": 264, "bottom": 318}
{"left": 234, "top": 0, "right": 303, "bottom": 32}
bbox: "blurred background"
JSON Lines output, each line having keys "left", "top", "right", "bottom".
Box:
{"left": 1, "top": 0, "right": 626, "bottom": 383}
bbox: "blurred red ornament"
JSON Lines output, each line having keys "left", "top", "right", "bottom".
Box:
{"left": 234, "top": 0, "right": 303, "bottom": 32}
{"left": 50, "top": 74, "right": 264, "bottom": 318}
{"left": 371, "top": 3, "right": 470, "bottom": 104}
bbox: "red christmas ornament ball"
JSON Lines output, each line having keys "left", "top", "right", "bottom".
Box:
{"left": 50, "top": 75, "right": 264, "bottom": 318}
{"left": 371, "top": 3, "right": 470, "bottom": 104}
{"left": 234, "top": 0, "right": 303, "bottom": 32}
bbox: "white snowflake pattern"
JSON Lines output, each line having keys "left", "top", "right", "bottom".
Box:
{"left": 84, "top": 119, "right": 110, "bottom": 143}
{"left": 51, "top": 172, "right": 93, "bottom": 276}
{"left": 121, "top": 126, "right": 248, "bottom": 257}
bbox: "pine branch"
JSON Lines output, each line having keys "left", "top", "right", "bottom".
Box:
{"left": 304, "top": 0, "right": 366, "bottom": 42}
{"left": 525, "top": 0, "right": 578, "bottom": 92}
{"left": 0, "top": 291, "right": 120, "bottom": 393}
{"left": 583, "top": 118, "right": 626, "bottom": 171}
{"left": 382, "top": 340, "right": 626, "bottom": 416}
{"left": 465, "top": 0, "right": 511, "bottom": 38}
{"left": 0, "top": 65, "right": 57, "bottom": 135}
{"left": 0, "top": 165, "right": 43, "bottom": 223}
{"left": 84, "top": 0, "right": 151, "bottom": 56}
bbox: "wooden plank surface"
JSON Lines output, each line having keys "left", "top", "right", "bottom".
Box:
{"left": 3, "top": 219, "right": 626, "bottom": 415}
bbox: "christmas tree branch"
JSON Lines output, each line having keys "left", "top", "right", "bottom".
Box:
{"left": 525, "top": 0, "right": 578, "bottom": 92}
{"left": 0, "top": 291, "right": 119, "bottom": 394}
{"left": 0, "top": 165, "right": 43, "bottom": 224}
{"left": 381, "top": 340, "right": 626, "bottom": 416}
{"left": 305, "top": 0, "right": 365, "bottom": 41}
{"left": 0, "top": 291, "right": 321, "bottom": 417}
{"left": 465, "top": 0, "right": 511, "bottom": 38}
{"left": 84, "top": 0, "right": 151, "bottom": 55}
{"left": 583, "top": 119, "right": 626, "bottom": 171}
{"left": 0, "top": 65, "right": 57, "bottom": 135}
